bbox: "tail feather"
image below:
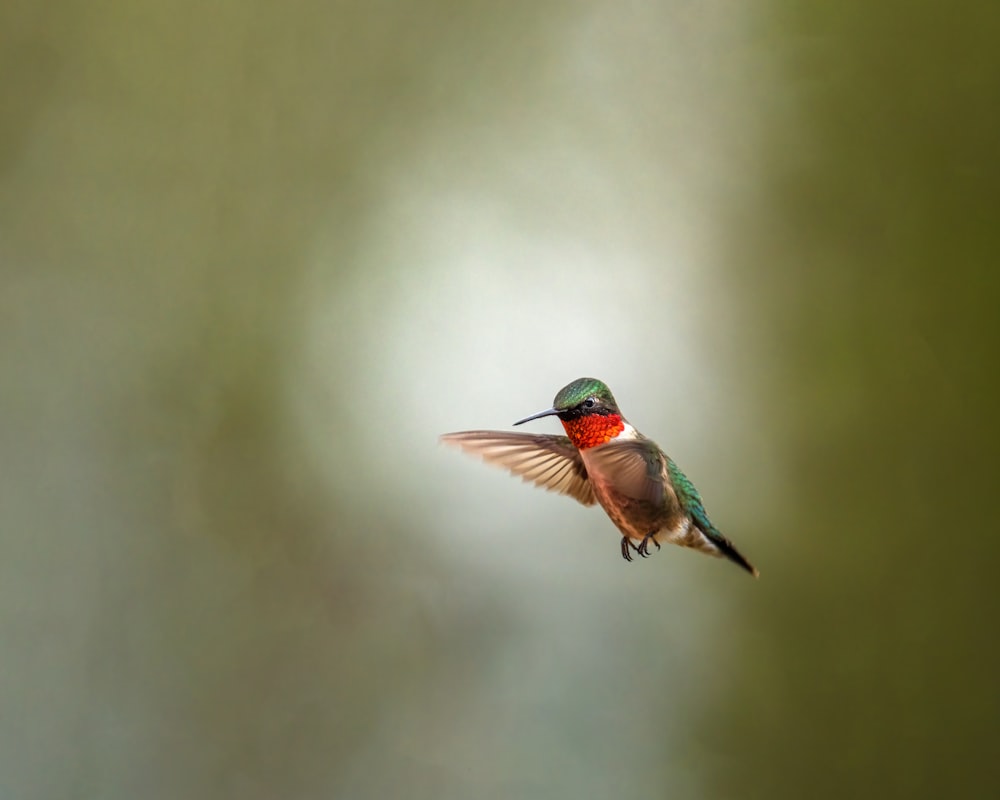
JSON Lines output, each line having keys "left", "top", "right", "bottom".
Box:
{"left": 700, "top": 525, "right": 759, "bottom": 578}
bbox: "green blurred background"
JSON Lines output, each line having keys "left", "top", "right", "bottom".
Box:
{"left": 2, "top": 2, "right": 998, "bottom": 798}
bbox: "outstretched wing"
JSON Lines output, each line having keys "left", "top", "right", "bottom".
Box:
{"left": 440, "top": 431, "right": 596, "bottom": 506}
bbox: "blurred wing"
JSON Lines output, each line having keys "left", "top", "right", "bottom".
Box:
{"left": 440, "top": 431, "right": 596, "bottom": 506}
{"left": 585, "top": 439, "right": 668, "bottom": 506}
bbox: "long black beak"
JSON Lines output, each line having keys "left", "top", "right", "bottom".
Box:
{"left": 513, "top": 407, "right": 561, "bottom": 426}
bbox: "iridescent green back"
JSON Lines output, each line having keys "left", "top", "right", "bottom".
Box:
{"left": 666, "top": 457, "right": 717, "bottom": 535}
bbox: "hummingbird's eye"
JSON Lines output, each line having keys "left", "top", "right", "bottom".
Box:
{"left": 584, "top": 398, "right": 596, "bottom": 408}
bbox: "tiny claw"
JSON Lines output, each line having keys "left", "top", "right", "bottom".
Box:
{"left": 637, "top": 533, "right": 661, "bottom": 558}
{"left": 620, "top": 537, "right": 634, "bottom": 562}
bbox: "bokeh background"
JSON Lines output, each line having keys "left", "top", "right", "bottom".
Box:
{"left": 3, "top": 2, "right": 998, "bottom": 798}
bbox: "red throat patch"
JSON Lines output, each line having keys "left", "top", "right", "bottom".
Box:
{"left": 561, "top": 414, "right": 625, "bottom": 449}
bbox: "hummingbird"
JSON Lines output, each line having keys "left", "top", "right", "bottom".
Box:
{"left": 441, "top": 377, "right": 758, "bottom": 576}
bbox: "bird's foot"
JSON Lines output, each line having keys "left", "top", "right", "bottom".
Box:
{"left": 637, "top": 533, "right": 661, "bottom": 558}
{"left": 620, "top": 537, "right": 642, "bottom": 562}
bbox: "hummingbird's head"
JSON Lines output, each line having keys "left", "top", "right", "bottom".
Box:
{"left": 513, "top": 378, "right": 621, "bottom": 426}
{"left": 551, "top": 377, "right": 620, "bottom": 419}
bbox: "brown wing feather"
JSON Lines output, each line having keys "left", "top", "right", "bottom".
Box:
{"left": 584, "top": 439, "right": 669, "bottom": 506}
{"left": 440, "top": 431, "right": 596, "bottom": 506}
